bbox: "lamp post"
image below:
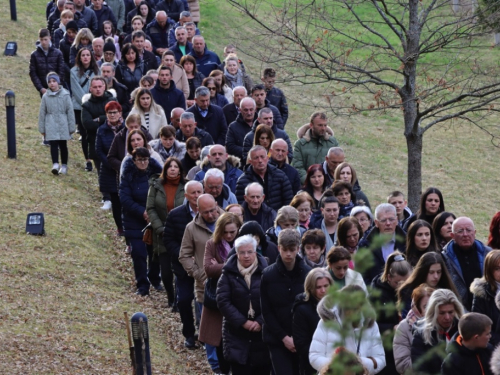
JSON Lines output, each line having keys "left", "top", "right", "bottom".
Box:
{"left": 9, "top": 0, "right": 17, "bottom": 21}
{"left": 6, "top": 90, "right": 16, "bottom": 159}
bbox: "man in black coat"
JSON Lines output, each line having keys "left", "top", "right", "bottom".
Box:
{"left": 359, "top": 203, "right": 407, "bottom": 285}
{"left": 29, "top": 28, "right": 66, "bottom": 96}
{"left": 243, "top": 183, "right": 277, "bottom": 232}
{"left": 101, "top": 62, "right": 131, "bottom": 117}
{"left": 260, "top": 229, "right": 312, "bottom": 375}
{"left": 262, "top": 67, "right": 289, "bottom": 126}
{"left": 170, "top": 26, "right": 193, "bottom": 63}
{"left": 235, "top": 146, "right": 294, "bottom": 211}
{"left": 175, "top": 112, "right": 214, "bottom": 147}
{"left": 186, "top": 86, "right": 228, "bottom": 145}
{"left": 163, "top": 181, "right": 203, "bottom": 349}
{"left": 89, "top": 0, "right": 118, "bottom": 37}
{"left": 150, "top": 66, "right": 186, "bottom": 123}
{"left": 222, "top": 86, "right": 247, "bottom": 126}
{"left": 131, "top": 30, "right": 159, "bottom": 72}
{"left": 74, "top": 0, "right": 98, "bottom": 35}
{"left": 225, "top": 97, "right": 256, "bottom": 159}
{"left": 251, "top": 84, "right": 284, "bottom": 130}
{"left": 269, "top": 139, "right": 301, "bottom": 195}
{"left": 155, "top": 0, "right": 185, "bottom": 22}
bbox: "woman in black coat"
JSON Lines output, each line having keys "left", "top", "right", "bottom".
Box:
{"left": 115, "top": 44, "right": 145, "bottom": 95}
{"left": 370, "top": 252, "right": 412, "bottom": 375}
{"left": 119, "top": 147, "right": 162, "bottom": 296}
{"left": 95, "top": 101, "right": 124, "bottom": 234}
{"left": 217, "top": 235, "right": 271, "bottom": 375}
{"left": 292, "top": 268, "right": 333, "bottom": 375}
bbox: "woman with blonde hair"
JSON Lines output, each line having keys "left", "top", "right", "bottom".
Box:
{"left": 293, "top": 268, "right": 334, "bottom": 375}
{"left": 209, "top": 69, "right": 233, "bottom": 103}
{"left": 333, "top": 162, "right": 370, "bottom": 208}
{"left": 224, "top": 54, "right": 253, "bottom": 92}
{"left": 69, "top": 28, "right": 94, "bottom": 66}
{"left": 129, "top": 88, "right": 168, "bottom": 139}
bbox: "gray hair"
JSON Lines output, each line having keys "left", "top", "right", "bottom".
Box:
{"left": 248, "top": 145, "right": 267, "bottom": 158}
{"left": 244, "top": 182, "right": 264, "bottom": 197}
{"left": 328, "top": 147, "right": 344, "bottom": 157}
{"left": 235, "top": 235, "right": 257, "bottom": 253}
{"left": 240, "top": 97, "right": 256, "bottom": 109}
{"left": 258, "top": 107, "right": 273, "bottom": 117}
{"left": 184, "top": 21, "right": 196, "bottom": 28}
{"left": 101, "top": 62, "right": 115, "bottom": 71}
{"left": 179, "top": 11, "right": 191, "bottom": 18}
{"left": 175, "top": 26, "right": 187, "bottom": 35}
{"left": 192, "top": 35, "right": 205, "bottom": 43}
{"left": 233, "top": 86, "right": 247, "bottom": 96}
{"left": 156, "top": 10, "right": 167, "bottom": 18}
{"left": 180, "top": 112, "right": 195, "bottom": 122}
{"left": 195, "top": 86, "right": 210, "bottom": 98}
{"left": 270, "top": 138, "right": 288, "bottom": 150}
{"left": 204, "top": 168, "right": 225, "bottom": 183}
{"left": 275, "top": 206, "right": 299, "bottom": 227}
{"left": 185, "top": 180, "right": 203, "bottom": 192}
{"left": 374, "top": 203, "right": 396, "bottom": 220}
{"left": 201, "top": 145, "right": 211, "bottom": 160}
{"left": 422, "top": 289, "right": 464, "bottom": 345}
{"left": 350, "top": 205, "right": 373, "bottom": 224}
{"left": 451, "top": 216, "right": 475, "bottom": 233}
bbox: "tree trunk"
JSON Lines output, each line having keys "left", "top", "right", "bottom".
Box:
{"left": 406, "top": 132, "right": 423, "bottom": 212}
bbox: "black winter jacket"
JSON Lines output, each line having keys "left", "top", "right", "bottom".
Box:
{"left": 89, "top": 4, "right": 117, "bottom": 37}
{"left": 471, "top": 278, "right": 500, "bottom": 346}
{"left": 216, "top": 254, "right": 270, "bottom": 367}
{"left": 81, "top": 91, "right": 116, "bottom": 159}
{"left": 266, "top": 86, "right": 289, "bottom": 126}
{"left": 186, "top": 104, "right": 228, "bottom": 145}
{"left": 151, "top": 80, "right": 186, "bottom": 123}
{"left": 96, "top": 122, "right": 124, "bottom": 194}
{"left": 115, "top": 60, "right": 146, "bottom": 95}
{"left": 29, "top": 43, "right": 65, "bottom": 92}
{"left": 269, "top": 159, "right": 301, "bottom": 195}
{"left": 441, "top": 332, "right": 494, "bottom": 375}
{"left": 163, "top": 201, "right": 194, "bottom": 276}
{"left": 145, "top": 18, "right": 175, "bottom": 54}
{"left": 110, "top": 79, "right": 132, "bottom": 117}
{"left": 242, "top": 120, "right": 294, "bottom": 162}
{"left": 242, "top": 202, "right": 276, "bottom": 232}
{"left": 292, "top": 293, "right": 320, "bottom": 375}
{"left": 260, "top": 255, "right": 312, "bottom": 345}
{"left": 155, "top": 0, "right": 185, "bottom": 21}
{"left": 226, "top": 114, "right": 253, "bottom": 159}
{"left": 175, "top": 127, "right": 214, "bottom": 148}
{"left": 171, "top": 42, "right": 193, "bottom": 63}
{"left": 119, "top": 157, "right": 162, "bottom": 239}
{"left": 222, "top": 102, "right": 239, "bottom": 127}
{"left": 235, "top": 164, "right": 294, "bottom": 211}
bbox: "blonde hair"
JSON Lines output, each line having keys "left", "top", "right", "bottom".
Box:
{"left": 304, "top": 268, "right": 333, "bottom": 301}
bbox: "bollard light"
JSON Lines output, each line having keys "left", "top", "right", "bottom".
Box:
{"left": 6, "top": 90, "right": 16, "bottom": 159}
{"left": 10, "top": 0, "right": 17, "bottom": 21}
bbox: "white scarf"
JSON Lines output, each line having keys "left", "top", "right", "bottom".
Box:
{"left": 237, "top": 257, "right": 259, "bottom": 318}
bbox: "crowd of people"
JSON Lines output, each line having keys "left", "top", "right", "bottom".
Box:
{"left": 30, "top": 1, "right": 500, "bottom": 374}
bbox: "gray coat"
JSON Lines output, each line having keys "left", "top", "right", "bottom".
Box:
{"left": 38, "top": 88, "right": 76, "bottom": 141}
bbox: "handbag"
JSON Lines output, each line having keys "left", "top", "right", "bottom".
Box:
{"left": 142, "top": 223, "right": 153, "bottom": 245}
{"left": 203, "top": 277, "right": 219, "bottom": 310}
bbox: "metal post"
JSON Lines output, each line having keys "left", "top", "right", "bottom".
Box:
{"left": 6, "top": 91, "right": 16, "bottom": 159}
{"left": 9, "top": 0, "right": 17, "bottom": 21}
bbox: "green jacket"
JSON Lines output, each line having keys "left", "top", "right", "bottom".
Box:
{"left": 292, "top": 124, "right": 339, "bottom": 183}
{"left": 146, "top": 175, "right": 185, "bottom": 255}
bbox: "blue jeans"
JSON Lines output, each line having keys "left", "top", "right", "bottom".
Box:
{"left": 196, "top": 302, "right": 219, "bottom": 371}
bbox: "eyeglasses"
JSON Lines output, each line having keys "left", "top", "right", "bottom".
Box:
{"left": 207, "top": 185, "right": 222, "bottom": 190}
{"left": 134, "top": 158, "right": 150, "bottom": 163}
{"left": 107, "top": 111, "right": 120, "bottom": 115}
{"left": 207, "top": 87, "right": 217, "bottom": 91}
{"left": 454, "top": 228, "right": 475, "bottom": 235}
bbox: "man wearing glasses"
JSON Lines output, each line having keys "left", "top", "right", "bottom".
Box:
{"left": 359, "top": 203, "right": 407, "bottom": 285}
{"left": 442, "top": 217, "right": 491, "bottom": 311}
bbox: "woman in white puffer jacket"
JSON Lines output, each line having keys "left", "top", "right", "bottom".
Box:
{"left": 309, "top": 284, "right": 386, "bottom": 375}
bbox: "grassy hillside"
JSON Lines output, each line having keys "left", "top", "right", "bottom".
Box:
{"left": 0, "top": 0, "right": 499, "bottom": 373}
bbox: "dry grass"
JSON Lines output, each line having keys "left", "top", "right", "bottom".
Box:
{"left": 1, "top": 0, "right": 499, "bottom": 373}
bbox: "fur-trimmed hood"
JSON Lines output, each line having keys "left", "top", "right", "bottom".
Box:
{"left": 296, "top": 123, "right": 334, "bottom": 141}
{"left": 82, "top": 89, "right": 117, "bottom": 105}
{"left": 492, "top": 343, "right": 500, "bottom": 375}
{"left": 469, "top": 277, "right": 492, "bottom": 299}
{"left": 316, "top": 295, "right": 375, "bottom": 328}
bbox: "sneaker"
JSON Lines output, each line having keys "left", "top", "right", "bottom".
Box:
{"left": 101, "top": 200, "right": 112, "bottom": 210}
{"left": 59, "top": 165, "right": 67, "bottom": 175}
{"left": 85, "top": 161, "right": 93, "bottom": 172}
{"left": 51, "top": 163, "right": 60, "bottom": 175}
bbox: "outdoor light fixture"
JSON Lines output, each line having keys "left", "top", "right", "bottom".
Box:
{"left": 26, "top": 213, "right": 45, "bottom": 235}
{"left": 4, "top": 42, "right": 17, "bottom": 56}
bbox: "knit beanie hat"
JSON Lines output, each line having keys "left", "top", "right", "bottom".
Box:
{"left": 103, "top": 41, "right": 116, "bottom": 54}
{"left": 66, "top": 20, "right": 78, "bottom": 32}
{"left": 46, "top": 73, "right": 61, "bottom": 84}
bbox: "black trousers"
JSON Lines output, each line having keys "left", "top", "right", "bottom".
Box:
{"left": 74, "top": 109, "right": 89, "bottom": 160}
{"left": 49, "top": 140, "right": 68, "bottom": 164}
{"left": 109, "top": 192, "right": 123, "bottom": 230}
{"left": 268, "top": 344, "right": 299, "bottom": 375}
{"left": 158, "top": 252, "right": 175, "bottom": 304}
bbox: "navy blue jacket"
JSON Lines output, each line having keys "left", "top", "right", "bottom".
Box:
{"left": 222, "top": 102, "right": 239, "bottom": 127}
{"left": 266, "top": 87, "right": 289, "bottom": 126}
{"left": 226, "top": 114, "right": 253, "bottom": 160}
{"left": 146, "top": 18, "right": 175, "bottom": 54}
{"left": 175, "top": 127, "right": 214, "bottom": 148}
{"left": 29, "top": 43, "right": 65, "bottom": 92}
{"left": 188, "top": 47, "right": 221, "bottom": 77}
{"left": 186, "top": 104, "right": 227, "bottom": 145}
{"left": 115, "top": 60, "right": 146, "bottom": 95}
{"left": 194, "top": 158, "right": 242, "bottom": 194}
{"left": 170, "top": 42, "right": 193, "bottom": 63}
{"left": 96, "top": 122, "right": 124, "bottom": 194}
{"left": 90, "top": 4, "right": 117, "bottom": 37}
{"left": 155, "top": 0, "right": 185, "bottom": 21}
{"left": 150, "top": 80, "right": 186, "bottom": 122}
{"left": 163, "top": 201, "right": 194, "bottom": 276}
{"left": 211, "top": 94, "right": 229, "bottom": 108}
{"left": 168, "top": 23, "right": 199, "bottom": 48}
{"left": 119, "top": 157, "right": 162, "bottom": 239}
{"left": 269, "top": 159, "right": 301, "bottom": 195}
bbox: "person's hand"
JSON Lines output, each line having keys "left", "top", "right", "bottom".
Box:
{"left": 210, "top": 258, "right": 218, "bottom": 265}
{"left": 40, "top": 88, "right": 47, "bottom": 94}
{"left": 282, "top": 336, "right": 296, "bottom": 352}
{"left": 242, "top": 320, "right": 254, "bottom": 331}
{"left": 143, "top": 211, "right": 149, "bottom": 222}
{"left": 187, "top": 99, "right": 195, "bottom": 107}
{"left": 251, "top": 322, "right": 261, "bottom": 332}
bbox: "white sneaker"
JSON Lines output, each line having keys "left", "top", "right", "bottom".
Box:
{"left": 59, "top": 165, "right": 67, "bottom": 175}
{"left": 101, "top": 200, "right": 112, "bottom": 210}
{"left": 51, "top": 163, "right": 59, "bottom": 175}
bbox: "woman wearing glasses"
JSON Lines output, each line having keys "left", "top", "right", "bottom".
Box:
{"left": 120, "top": 147, "right": 163, "bottom": 296}
{"left": 203, "top": 76, "right": 229, "bottom": 108}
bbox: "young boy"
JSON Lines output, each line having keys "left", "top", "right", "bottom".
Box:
{"left": 387, "top": 191, "right": 412, "bottom": 230}
{"left": 261, "top": 67, "right": 289, "bottom": 126}
{"left": 441, "top": 312, "right": 494, "bottom": 375}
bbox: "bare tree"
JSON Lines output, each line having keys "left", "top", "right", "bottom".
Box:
{"left": 228, "top": 0, "right": 500, "bottom": 210}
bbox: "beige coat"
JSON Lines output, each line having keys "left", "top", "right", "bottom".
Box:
{"left": 199, "top": 238, "right": 225, "bottom": 346}
{"left": 179, "top": 207, "right": 224, "bottom": 302}
{"left": 129, "top": 103, "right": 168, "bottom": 139}
{"left": 171, "top": 63, "right": 189, "bottom": 99}
{"left": 393, "top": 318, "right": 413, "bottom": 374}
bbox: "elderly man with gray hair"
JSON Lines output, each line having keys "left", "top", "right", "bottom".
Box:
{"left": 358, "top": 203, "right": 407, "bottom": 285}
{"left": 202, "top": 168, "right": 237, "bottom": 209}
{"left": 186, "top": 86, "right": 228, "bottom": 145}
{"left": 175, "top": 111, "right": 214, "bottom": 147}
{"left": 242, "top": 182, "right": 277, "bottom": 232}
{"left": 226, "top": 96, "right": 256, "bottom": 159}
